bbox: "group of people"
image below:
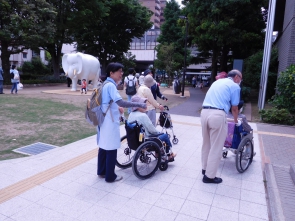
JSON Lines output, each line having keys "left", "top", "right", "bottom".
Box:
{"left": 95, "top": 64, "right": 251, "bottom": 185}
{"left": 96, "top": 63, "right": 174, "bottom": 183}
{"left": 0, "top": 65, "right": 20, "bottom": 94}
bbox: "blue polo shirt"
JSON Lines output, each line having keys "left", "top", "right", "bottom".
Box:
{"left": 202, "top": 78, "right": 240, "bottom": 114}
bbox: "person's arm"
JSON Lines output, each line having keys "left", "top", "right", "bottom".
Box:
{"left": 144, "top": 87, "right": 164, "bottom": 111}
{"left": 116, "top": 99, "right": 146, "bottom": 109}
{"left": 231, "top": 106, "right": 239, "bottom": 123}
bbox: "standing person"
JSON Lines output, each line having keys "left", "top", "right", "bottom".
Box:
{"left": 192, "top": 76, "right": 196, "bottom": 88}
{"left": 143, "top": 69, "right": 167, "bottom": 101}
{"left": 10, "top": 65, "right": 19, "bottom": 94}
{"left": 97, "top": 62, "right": 146, "bottom": 183}
{"left": 0, "top": 67, "right": 4, "bottom": 94}
{"left": 138, "top": 73, "right": 145, "bottom": 86}
{"left": 124, "top": 68, "right": 138, "bottom": 113}
{"left": 137, "top": 75, "right": 164, "bottom": 126}
{"left": 81, "top": 79, "right": 87, "bottom": 94}
{"left": 201, "top": 69, "right": 242, "bottom": 184}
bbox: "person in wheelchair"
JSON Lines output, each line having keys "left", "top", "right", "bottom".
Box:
{"left": 128, "top": 95, "right": 177, "bottom": 162}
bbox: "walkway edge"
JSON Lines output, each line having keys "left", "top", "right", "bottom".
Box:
{"left": 264, "top": 163, "right": 285, "bottom": 221}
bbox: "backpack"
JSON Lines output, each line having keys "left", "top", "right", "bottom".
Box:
{"left": 13, "top": 72, "right": 19, "bottom": 80}
{"left": 125, "top": 76, "right": 136, "bottom": 95}
{"left": 85, "top": 81, "right": 113, "bottom": 127}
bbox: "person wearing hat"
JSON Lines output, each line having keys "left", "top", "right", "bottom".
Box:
{"left": 128, "top": 95, "right": 176, "bottom": 161}
{"left": 143, "top": 69, "right": 167, "bottom": 101}
{"left": 137, "top": 75, "right": 164, "bottom": 126}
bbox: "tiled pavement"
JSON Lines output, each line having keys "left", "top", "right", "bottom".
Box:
{"left": 0, "top": 113, "right": 268, "bottom": 221}
{"left": 257, "top": 124, "right": 295, "bottom": 221}
{"left": 1, "top": 86, "right": 294, "bottom": 220}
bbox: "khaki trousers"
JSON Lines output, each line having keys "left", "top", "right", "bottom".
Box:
{"left": 201, "top": 109, "right": 228, "bottom": 179}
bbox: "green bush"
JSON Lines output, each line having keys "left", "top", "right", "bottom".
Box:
{"left": 20, "top": 58, "right": 50, "bottom": 75}
{"left": 243, "top": 47, "right": 278, "bottom": 99}
{"left": 241, "top": 86, "right": 251, "bottom": 102}
{"left": 270, "top": 64, "right": 295, "bottom": 113}
{"left": 259, "top": 108, "right": 295, "bottom": 125}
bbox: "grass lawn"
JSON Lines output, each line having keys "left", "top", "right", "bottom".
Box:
{"left": 0, "top": 96, "right": 96, "bottom": 161}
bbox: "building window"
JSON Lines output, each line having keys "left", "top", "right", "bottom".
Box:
{"left": 23, "top": 53, "right": 27, "bottom": 59}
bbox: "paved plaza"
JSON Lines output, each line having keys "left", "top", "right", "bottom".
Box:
{"left": 0, "top": 86, "right": 294, "bottom": 220}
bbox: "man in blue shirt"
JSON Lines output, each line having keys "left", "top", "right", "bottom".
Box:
{"left": 201, "top": 69, "right": 242, "bottom": 184}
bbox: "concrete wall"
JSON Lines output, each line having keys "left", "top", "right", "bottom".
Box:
{"left": 277, "top": 1, "right": 295, "bottom": 72}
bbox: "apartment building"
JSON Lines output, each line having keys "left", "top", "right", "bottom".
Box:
{"left": 139, "top": 0, "right": 166, "bottom": 29}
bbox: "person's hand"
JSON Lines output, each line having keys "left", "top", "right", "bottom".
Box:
{"left": 161, "top": 95, "right": 168, "bottom": 101}
{"left": 235, "top": 119, "right": 242, "bottom": 126}
{"left": 119, "top": 107, "right": 124, "bottom": 114}
{"left": 159, "top": 105, "right": 164, "bottom": 111}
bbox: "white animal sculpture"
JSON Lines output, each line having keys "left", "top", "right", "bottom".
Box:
{"left": 62, "top": 52, "right": 101, "bottom": 91}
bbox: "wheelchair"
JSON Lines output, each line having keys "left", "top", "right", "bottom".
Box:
{"left": 116, "top": 120, "right": 173, "bottom": 179}
{"left": 222, "top": 119, "right": 254, "bottom": 173}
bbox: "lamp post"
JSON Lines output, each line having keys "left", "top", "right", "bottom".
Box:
{"left": 179, "top": 16, "right": 188, "bottom": 97}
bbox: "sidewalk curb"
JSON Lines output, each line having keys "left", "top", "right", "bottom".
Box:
{"left": 264, "top": 163, "right": 285, "bottom": 221}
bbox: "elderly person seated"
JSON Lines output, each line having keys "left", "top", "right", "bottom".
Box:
{"left": 128, "top": 95, "right": 176, "bottom": 161}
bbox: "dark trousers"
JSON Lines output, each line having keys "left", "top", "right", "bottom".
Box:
{"left": 0, "top": 80, "right": 3, "bottom": 93}
{"left": 97, "top": 148, "right": 117, "bottom": 182}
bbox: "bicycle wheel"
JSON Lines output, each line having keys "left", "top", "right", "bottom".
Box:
{"left": 132, "top": 141, "right": 161, "bottom": 179}
{"left": 236, "top": 137, "right": 254, "bottom": 173}
{"left": 116, "top": 135, "right": 135, "bottom": 169}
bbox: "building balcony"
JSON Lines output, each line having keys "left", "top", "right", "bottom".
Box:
{"left": 155, "top": 3, "right": 161, "bottom": 10}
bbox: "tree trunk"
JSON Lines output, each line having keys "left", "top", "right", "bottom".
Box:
{"left": 46, "top": 44, "right": 62, "bottom": 79}
{"left": 0, "top": 41, "right": 12, "bottom": 83}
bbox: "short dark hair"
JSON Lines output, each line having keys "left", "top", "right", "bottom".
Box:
{"left": 11, "top": 65, "right": 16, "bottom": 69}
{"left": 105, "top": 62, "right": 124, "bottom": 77}
{"left": 128, "top": 68, "right": 135, "bottom": 75}
{"left": 228, "top": 69, "right": 241, "bottom": 78}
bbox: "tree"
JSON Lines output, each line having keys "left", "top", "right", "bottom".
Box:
{"left": 243, "top": 47, "right": 278, "bottom": 99}
{"left": 183, "top": 0, "right": 267, "bottom": 82}
{"left": 75, "top": 0, "right": 152, "bottom": 74}
{"left": 155, "top": 43, "right": 180, "bottom": 84}
{"left": 0, "top": 0, "right": 56, "bottom": 81}
{"left": 40, "top": 0, "right": 108, "bottom": 78}
{"left": 120, "top": 52, "right": 136, "bottom": 74}
{"left": 156, "top": 0, "right": 189, "bottom": 72}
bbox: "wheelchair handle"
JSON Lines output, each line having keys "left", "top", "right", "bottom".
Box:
{"left": 163, "top": 105, "right": 169, "bottom": 111}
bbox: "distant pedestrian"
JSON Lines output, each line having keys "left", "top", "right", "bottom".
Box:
{"left": 81, "top": 79, "right": 87, "bottom": 94}
{"left": 0, "top": 67, "right": 4, "bottom": 94}
{"left": 124, "top": 68, "right": 138, "bottom": 113}
{"left": 192, "top": 76, "right": 196, "bottom": 88}
{"left": 201, "top": 69, "right": 242, "bottom": 184}
{"left": 10, "top": 65, "right": 20, "bottom": 94}
{"left": 143, "top": 69, "right": 167, "bottom": 101}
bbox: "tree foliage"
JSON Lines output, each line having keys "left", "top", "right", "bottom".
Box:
{"left": 155, "top": 43, "right": 180, "bottom": 83}
{"left": 270, "top": 64, "right": 295, "bottom": 114}
{"left": 75, "top": 0, "right": 152, "bottom": 74}
{"left": 183, "top": 0, "right": 267, "bottom": 81}
{"left": 40, "top": 0, "right": 108, "bottom": 78}
{"left": 0, "top": 0, "right": 56, "bottom": 80}
{"left": 120, "top": 52, "right": 136, "bottom": 74}
{"left": 243, "top": 47, "right": 278, "bottom": 99}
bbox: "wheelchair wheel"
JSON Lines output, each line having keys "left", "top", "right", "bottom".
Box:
{"left": 223, "top": 151, "right": 228, "bottom": 158}
{"left": 172, "top": 138, "right": 178, "bottom": 144}
{"left": 116, "top": 135, "right": 135, "bottom": 169}
{"left": 236, "top": 137, "right": 253, "bottom": 173}
{"left": 159, "top": 161, "right": 168, "bottom": 171}
{"left": 132, "top": 141, "right": 161, "bottom": 179}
